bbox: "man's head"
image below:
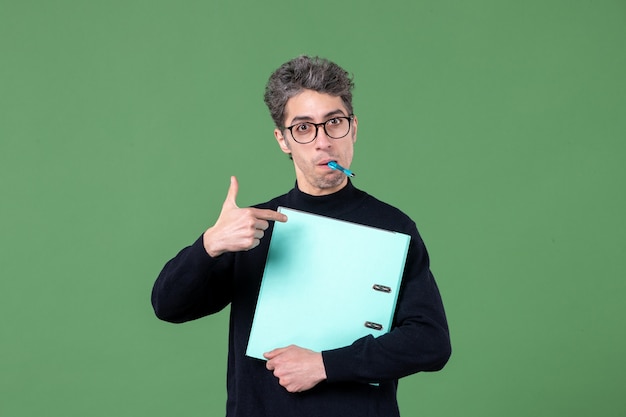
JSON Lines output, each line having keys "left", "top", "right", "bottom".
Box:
{"left": 265, "top": 56, "right": 358, "bottom": 196}
{"left": 264, "top": 55, "right": 354, "bottom": 129}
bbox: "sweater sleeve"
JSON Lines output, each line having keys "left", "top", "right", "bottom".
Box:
{"left": 151, "top": 235, "right": 234, "bottom": 323}
{"left": 321, "top": 225, "right": 451, "bottom": 383}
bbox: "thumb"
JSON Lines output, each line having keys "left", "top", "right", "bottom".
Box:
{"left": 223, "top": 176, "right": 239, "bottom": 208}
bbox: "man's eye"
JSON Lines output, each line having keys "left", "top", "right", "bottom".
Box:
{"left": 327, "top": 118, "right": 341, "bottom": 125}
{"left": 296, "top": 123, "right": 311, "bottom": 132}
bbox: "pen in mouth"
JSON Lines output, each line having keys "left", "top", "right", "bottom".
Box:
{"left": 327, "top": 161, "right": 355, "bottom": 177}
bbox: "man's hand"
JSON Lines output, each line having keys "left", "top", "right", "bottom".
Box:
{"left": 264, "top": 345, "right": 327, "bottom": 393}
{"left": 203, "top": 176, "right": 287, "bottom": 257}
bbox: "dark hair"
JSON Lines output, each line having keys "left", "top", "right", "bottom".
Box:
{"left": 264, "top": 55, "right": 355, "bottom": 128}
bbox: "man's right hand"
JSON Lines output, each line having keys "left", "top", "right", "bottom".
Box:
{"left": 202, "top": 176, "right": 288, "bottom": 257}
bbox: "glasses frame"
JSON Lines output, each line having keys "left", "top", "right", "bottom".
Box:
{"left": 283, "top": 115, "right": 354, "bottom": 144}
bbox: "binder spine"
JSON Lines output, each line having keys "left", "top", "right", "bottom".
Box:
{"left": 364, "top": 283, "right": 395, "bottom": 331}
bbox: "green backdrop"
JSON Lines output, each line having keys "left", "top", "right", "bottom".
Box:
{"left": 1, "top": 1, "right": 624, "bottom": 416}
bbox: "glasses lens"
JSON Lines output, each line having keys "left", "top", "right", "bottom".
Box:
{"left": 325, "top": 117, "right": 350, "bottom": 139}
{"left": 291, "top": 123, "right": 316, "bottom": 143}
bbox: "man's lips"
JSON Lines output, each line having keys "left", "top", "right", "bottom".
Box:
{"left": 316, "top": 159, "right": 336, "bottom": 167}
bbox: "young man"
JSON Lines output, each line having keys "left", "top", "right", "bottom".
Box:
{"left": 152, "top": 55, "right": 451, "bottom": 417}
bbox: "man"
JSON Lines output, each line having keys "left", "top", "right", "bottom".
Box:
{"left": 152, "top": 55, "right": 451, "bottom": 417}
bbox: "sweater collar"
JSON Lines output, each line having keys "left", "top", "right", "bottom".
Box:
{"left": 285, "top": 179, "right": 366, "bottom": 217}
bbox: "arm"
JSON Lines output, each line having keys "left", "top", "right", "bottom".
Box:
{"left": 321, "top": 225, "right": 451, "bottom": 383}
{"left": 151, "top": 176, "right": 287, "bottom": 323}
{"left": 151, "top": 236, "right": 234, "bottom": 323}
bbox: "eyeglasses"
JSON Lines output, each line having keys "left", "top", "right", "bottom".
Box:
{"left": 283, "top": 115, "right": 354, "bottom": 144}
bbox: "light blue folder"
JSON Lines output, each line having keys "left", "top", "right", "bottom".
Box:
{"left": 246, "top": 207, "right": 411, "bottom": 360}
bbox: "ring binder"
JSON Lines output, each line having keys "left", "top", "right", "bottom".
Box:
{"left": 245, "top": 207, "right": 411, "bottom": 360}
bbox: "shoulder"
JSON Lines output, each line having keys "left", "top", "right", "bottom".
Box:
{"left": 346, "top": 188, "right": 418, "bottom": 235}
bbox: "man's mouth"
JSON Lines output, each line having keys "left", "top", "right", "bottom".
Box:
{"left": 316, "top": 159, "right": 336, "bottom": 167}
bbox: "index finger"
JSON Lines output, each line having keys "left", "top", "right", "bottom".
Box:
{"left": 263, "top": 346, "right": 288, "bottom": 360}
{"left": 251, "top": 208, "right": 288, "bottom": 223}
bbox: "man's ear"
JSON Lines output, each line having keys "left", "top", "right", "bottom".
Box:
{"left": 274, "top": 128, "right": 291, "bottom": 155}
{"left": 351, "top": 115, "right": 358, "bottom": 143}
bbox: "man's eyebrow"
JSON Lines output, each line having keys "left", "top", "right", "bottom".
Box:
{"left": 287, "top": 109, "right": 347, "bottom": 126}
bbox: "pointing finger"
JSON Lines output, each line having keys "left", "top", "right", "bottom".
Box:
{"left": 251, "top": 208, "right": 288, "bottom": 223}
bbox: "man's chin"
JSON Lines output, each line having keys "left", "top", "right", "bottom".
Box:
{"left": 316, "top": 173, "right": 347, "bottom": 190}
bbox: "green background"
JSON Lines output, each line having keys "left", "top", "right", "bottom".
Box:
{"left": 1, "top": 1, "right": 624, "bottom": 416}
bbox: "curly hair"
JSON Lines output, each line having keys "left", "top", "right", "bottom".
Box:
{"left": 264, "top": 55, "right": 355, "bottom": 128}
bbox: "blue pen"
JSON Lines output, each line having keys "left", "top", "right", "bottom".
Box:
{"left": 328, "top": 161, "right": 355, "bottom": 177}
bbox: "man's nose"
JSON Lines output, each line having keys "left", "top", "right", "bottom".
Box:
{"left": 315, "top": 125, "right": 332, "bottom": 148}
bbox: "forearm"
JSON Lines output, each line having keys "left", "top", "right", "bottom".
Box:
{"left": 151, "top": 235, "right": 233, "bottom": 323}
{"left": 322, "top": 311, "right": 451, "bottom": 383}
{"left": 322, "top": 237, "right": 451, "bottom": 383}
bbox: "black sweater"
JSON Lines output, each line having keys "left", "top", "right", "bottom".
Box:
{"left": 152, "top": 181, "right": 451, "bottom": 417}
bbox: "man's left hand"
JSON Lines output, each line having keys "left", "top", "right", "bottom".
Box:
{"left": 264, "top": 345, "right": 327, "bottom": 393}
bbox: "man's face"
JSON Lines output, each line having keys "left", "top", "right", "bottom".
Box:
{"left": 274, "top": 89, "right": 358, "bottom": 196}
